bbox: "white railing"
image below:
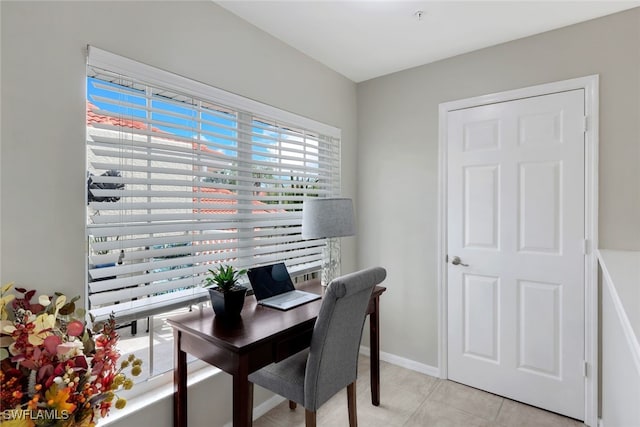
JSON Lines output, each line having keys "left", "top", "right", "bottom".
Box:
{"left": 597, "top": 249, "right": 640, "bottom": 427}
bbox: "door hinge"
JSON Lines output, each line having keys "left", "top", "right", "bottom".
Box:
{"left": 582, "top": 116, "right": 588, "bottom": 132}
{"left": 583, "top": 360, "right": 588, "bottom": 378}
{"left": 582, "top": 239, "right": 590, "bottom": 255}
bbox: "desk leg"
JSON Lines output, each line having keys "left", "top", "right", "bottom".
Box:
{"left": 174, "top": 330, "right": 187, "bottom": 427}
{"left": 370, "top": 295, "right": 381, "bottom": 406}
{"left": 233, "top": 354, "right": 253, "bottom": 427}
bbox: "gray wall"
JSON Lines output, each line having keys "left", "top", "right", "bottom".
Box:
{"left": 0, "top": 1, "right": 356, "bottom": 426}
{"left": 357, "top": 8, "right": 640, "bottom": 366}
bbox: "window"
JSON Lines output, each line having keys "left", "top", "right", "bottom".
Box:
{"left": 86, "top": 47, "right": 341, "bottom": 379}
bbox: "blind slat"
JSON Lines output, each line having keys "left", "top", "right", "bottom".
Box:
{"left": 87, "top": 217, "right": 306, "bottom": 237}
{"left": 89, "top": 240, "right": 323, "bottom": 279}
{"left": 89, "top": 229, "right": 316, "bottom": 258}
{"left": 88, "top": 160, "right": 334, "bottom": 187}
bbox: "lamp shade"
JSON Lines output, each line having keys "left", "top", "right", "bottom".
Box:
{"left": 302, "top": 198, "right": 355, "bottom": 239}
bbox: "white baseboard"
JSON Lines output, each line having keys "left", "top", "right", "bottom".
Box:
{"left": 359, "top": 346, "right": 440, "bottom": 378}
{"left": 253, "top": 395, "right": 286, "bottom": 420}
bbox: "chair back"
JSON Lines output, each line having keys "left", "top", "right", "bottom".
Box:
{"left": 303, "top": 266, "right": 386, "bottom": 410}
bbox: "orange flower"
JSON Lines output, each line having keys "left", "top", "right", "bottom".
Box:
{"left": 44, "top": 384, "right": 77, "bottom": 414}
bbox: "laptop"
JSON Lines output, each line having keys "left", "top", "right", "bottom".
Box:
{"left": 248, "top": 263, "right": 321, "bottom": 310}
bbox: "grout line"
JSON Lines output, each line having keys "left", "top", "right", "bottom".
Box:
{"left": 425, "top": 378, "right": 443, "bottom": 401}
{"left": 429, "top": 380, "right": 506, "bottom": 423}
{"left": 495, "top": 397, "right": 505, "bottom": 422}
{"left": 402, "top": 388, "right": 431, "bottom": 427}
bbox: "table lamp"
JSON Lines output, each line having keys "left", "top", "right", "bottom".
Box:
{"left": 302, "top": 197, "right": 355, "bottom": 286}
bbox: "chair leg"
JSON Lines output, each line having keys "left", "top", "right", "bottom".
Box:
{"left": 305, "top": 409, "right": 316, "bottom": 427}
{"left": 289, "top": 400, "right": 297, "bottom": 410}
{"left": 347, "top": 382, "right": 357, "bottom": 427}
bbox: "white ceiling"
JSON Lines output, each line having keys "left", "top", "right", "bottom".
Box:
{"left": 216, "top": 1, "right": 640, "bottom": 82}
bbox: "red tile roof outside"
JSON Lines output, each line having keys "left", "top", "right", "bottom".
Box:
{"left": 87, "top": 101, "right": 159, "bottom": 131}
{"left": 87, "top": 102, "right": 278, "bottom": 214}
{"left": 196, "top": 187, "right": 282, "bottom": 215}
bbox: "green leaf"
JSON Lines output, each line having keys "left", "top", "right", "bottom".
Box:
{"left": 59, "top": 301, "right": 76, "bottom": 315}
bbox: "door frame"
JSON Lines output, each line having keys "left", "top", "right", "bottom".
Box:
{"left": 437, "top": 75, "right": 599, "bottom": 426}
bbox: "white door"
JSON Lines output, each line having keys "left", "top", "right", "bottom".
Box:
{"left": 447, "top": 90, "right": 585, "bottom": 419}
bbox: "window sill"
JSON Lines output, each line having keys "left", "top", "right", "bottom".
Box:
{"left": 99, "top": 361, "right": 220, "bottom": 426}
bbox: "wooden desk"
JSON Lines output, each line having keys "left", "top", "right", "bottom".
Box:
{"left": 168, "top": 279, "right": 386, "bottom": 427}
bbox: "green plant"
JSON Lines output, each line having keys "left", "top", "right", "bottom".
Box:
{"left": 203, "top": 265, "right": 247, "bottom": 293}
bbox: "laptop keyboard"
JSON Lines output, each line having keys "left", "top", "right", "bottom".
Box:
{"left": 271, "top": 292, "right": 303, "bottom": 303}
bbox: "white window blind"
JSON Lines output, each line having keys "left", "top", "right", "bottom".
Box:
{"left": 86, "top": 47, "right": 341, "bottom": 323}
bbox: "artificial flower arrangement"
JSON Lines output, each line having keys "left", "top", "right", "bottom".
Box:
{"left": 0, "top": 283, "right": 142, "bottom": 427}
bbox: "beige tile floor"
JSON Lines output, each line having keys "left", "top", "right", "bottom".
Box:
{"left": 253, "top": 357, "right": 585, "bottom": 427}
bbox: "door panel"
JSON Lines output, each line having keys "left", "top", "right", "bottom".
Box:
{"left": 518, "top": 279, "right": 561, "bottom": 378}
{"left": 518, "top": 111, "right": 563, "bottom": 146}
{"left": 463, "top": 274, "right": 500, "bottom": 363}
{"left": 518, "top": 161, "right": 561, "bottom": 253}
{"left": 447, "top": 90, "right": 585, "bottom": 420}
{"left": 464, "top": 165, "right": 500, "bottom": 249}
{"left": 464, "top": 119, "right": 500, "bottom": 151}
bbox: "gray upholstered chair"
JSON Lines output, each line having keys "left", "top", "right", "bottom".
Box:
{"left": 248, "top": 267, "right": 387, "bottom": 427}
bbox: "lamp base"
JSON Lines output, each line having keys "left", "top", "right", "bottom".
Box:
{"left": 321, "top": 238, "right": 340, "bottom": 287}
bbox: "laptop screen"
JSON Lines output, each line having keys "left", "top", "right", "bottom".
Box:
{"left": 247, "top": 263, "right": 295, "bottom": 301}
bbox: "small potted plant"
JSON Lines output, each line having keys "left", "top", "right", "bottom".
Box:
{"left": 203, "top": 265, "right": 248, "bottom": 319}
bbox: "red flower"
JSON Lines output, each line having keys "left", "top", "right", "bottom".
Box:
{"left": 11, "top": 287, "right": 46, "bottom": 314}
{"left": 67, "top": 320, "right": 85, "bottom": 337}
{"left": 44, "top": 334, "right": 62, "bottom": 354}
